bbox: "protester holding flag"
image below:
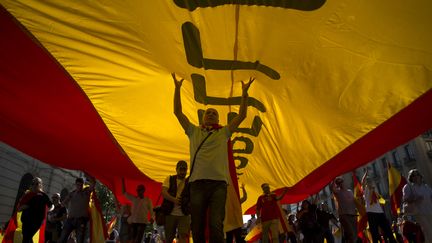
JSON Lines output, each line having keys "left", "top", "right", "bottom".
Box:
{"left": 256, "top": 183, "right": 288, "bottom": 243}
{"left": 361, "top": 170, "right": 397, "bottom": 243}
{"left": 59, "top": 176, "right": 95, "bottom": 243}
{"left": 402, "top": 169, "right": 432, "bottom": 242}
{"left": 121, "top": 178, "right": 154, "bottom": 243}
{"left": 172, "top": 73, "right": 254, "bottom": 242}
{"left": 17, "top": 177, "right": 53, "bottom": 243}
{"left": 331, "top": 177, "right": 357, "bottom": 243}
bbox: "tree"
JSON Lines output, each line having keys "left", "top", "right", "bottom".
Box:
{"left": 95, "top": 181, "right": 117, "bottom": 221}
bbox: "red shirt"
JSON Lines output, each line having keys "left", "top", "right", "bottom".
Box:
{"left": 256, "top": 193, "right": 279, "bottom": 222}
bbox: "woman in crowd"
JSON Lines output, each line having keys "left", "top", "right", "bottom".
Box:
{"left": 402, "top": 169, "right": 432, "bottom": 242}
{"left": 17, "top": 177, "right": 53, "bottom": 243}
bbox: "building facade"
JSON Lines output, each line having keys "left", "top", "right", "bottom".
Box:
{"left": 0, "top": 142, "right": 82, "bottom": 226}
{"left": 355, "top": 129, "right": 432, "bottom": 201}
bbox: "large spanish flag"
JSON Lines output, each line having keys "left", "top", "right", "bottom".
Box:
{"left": 1, "top": 0, "right": 432, "bottom": 212}
{"left": 387, "top": 164, "right": 407, "bottom": 216}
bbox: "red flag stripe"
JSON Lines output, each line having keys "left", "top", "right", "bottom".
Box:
{"left": 2, "top": 213, "right": 17, "bottom": 243}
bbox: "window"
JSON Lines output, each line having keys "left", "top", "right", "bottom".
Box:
{"left": 422, "top": 130, "right": 432, "bottom": 139}
{"left": 425, "top": 141, "right": 432, "bottom": 152}
{"left": 425, "top": 141, "right": 432, "bottom": 159}
{"left": 380, "top": 157, "right": 387, "bottom": 169}
{"left": 392, "top": 151, "right": 401, "bottom": 167}
{"left": 404, "top": 144, "right": 415, "bottom": 160}
{"left": 372, "top": 162, "right": 379, "bottom": 177}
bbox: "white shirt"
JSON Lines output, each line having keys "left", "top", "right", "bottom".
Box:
{"left": 124, "top": 193, "right": 154, "bottom": 224}
{"left": 403, "top": 183, "right": 432, "bottom": 215}
{"left": 363, "top": 187, "right": 384, "bottom": 213}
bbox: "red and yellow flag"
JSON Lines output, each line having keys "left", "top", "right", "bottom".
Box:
{"left": 89, "top": 192, "right": 108, "bottom": 243}
{"left": 352, "top": 173, "right": 368, "bottom": 241}
{"left": 224, "top": 140, "right": 244, "bottom": 233}
{"left": 106, "top": 216, "right": 117, "bottom": 236}
{"left": 244, "top": 223, "right": 262, "bottom": 242}
{"left": 2, "top": 212, "right": 18, "bottom": 243}
{"left": 1, "top": 0, "right": 432, "bottom": 211}
{"left": 244, "top": 192, "right": 288, "bottom": 242}
{"left": 1, "top": 211, "right": 45, "bottom": 243}
{"left": 387, "top": 164, "right": 407, "bottom": 216}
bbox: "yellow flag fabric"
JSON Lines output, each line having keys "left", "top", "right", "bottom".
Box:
{"left": 89, "top": 192, "right": 108, "bottom": 243}
{"left": 244, "top": 223, "right": 262, "bottom": 242}
{"left": 224, "top": 174, "right": 243, "bottom": 232}
{"left": 1, "top": 0, "right": 432, "bottom": 212}
{"left": 2, "top": 212, "right": 44, "bottom": 243}
{"left": 387, "top": 164, "right": 407, "bottom": 215}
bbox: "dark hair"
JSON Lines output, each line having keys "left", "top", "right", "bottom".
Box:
{"left": 302, "top": 200, "right": 311, "bottom": 208}
{"left": 75, "top": 178, "right": 84, "bottom": 184}
{"left": 335, "top": 177, "right": 344, "bottom": 185}
{"left": 177, "top": 160, "right": 187, "bottom": 169}
{"left": 408, "top": 169, "right": 422, "bottom": 183}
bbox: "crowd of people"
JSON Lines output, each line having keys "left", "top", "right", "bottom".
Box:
{"left": 247, "top": 168, "right": 432, "bottom": 243}
{"left": 4, "top": 74, "right": 432, "bottom": 243}
{"left": 7, "top": 167, "right": 432, "bottom": 243}
{"left": 7, "top": 176, "right": 96, "bottom": 243}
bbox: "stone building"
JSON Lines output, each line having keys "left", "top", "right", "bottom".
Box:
{"left": 0, "top": 142, "right": 82, "bottom": 226}
{"left": 354, "top": 129, "right": 432, "bottom": 201}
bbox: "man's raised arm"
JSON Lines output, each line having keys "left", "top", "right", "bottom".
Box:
{"left": 172, "top": 73, "right": 191, "bottom": 132}
{"left": 228, "top": 77, "right": 255, "bottom": 133}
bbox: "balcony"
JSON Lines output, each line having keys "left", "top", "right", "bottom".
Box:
{"left": 421, "top": 131, "right": 432, "bottom": 139}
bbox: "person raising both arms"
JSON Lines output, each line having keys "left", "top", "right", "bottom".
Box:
{"left": 172, "top": 73, "right": 254, "bottom": 243}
